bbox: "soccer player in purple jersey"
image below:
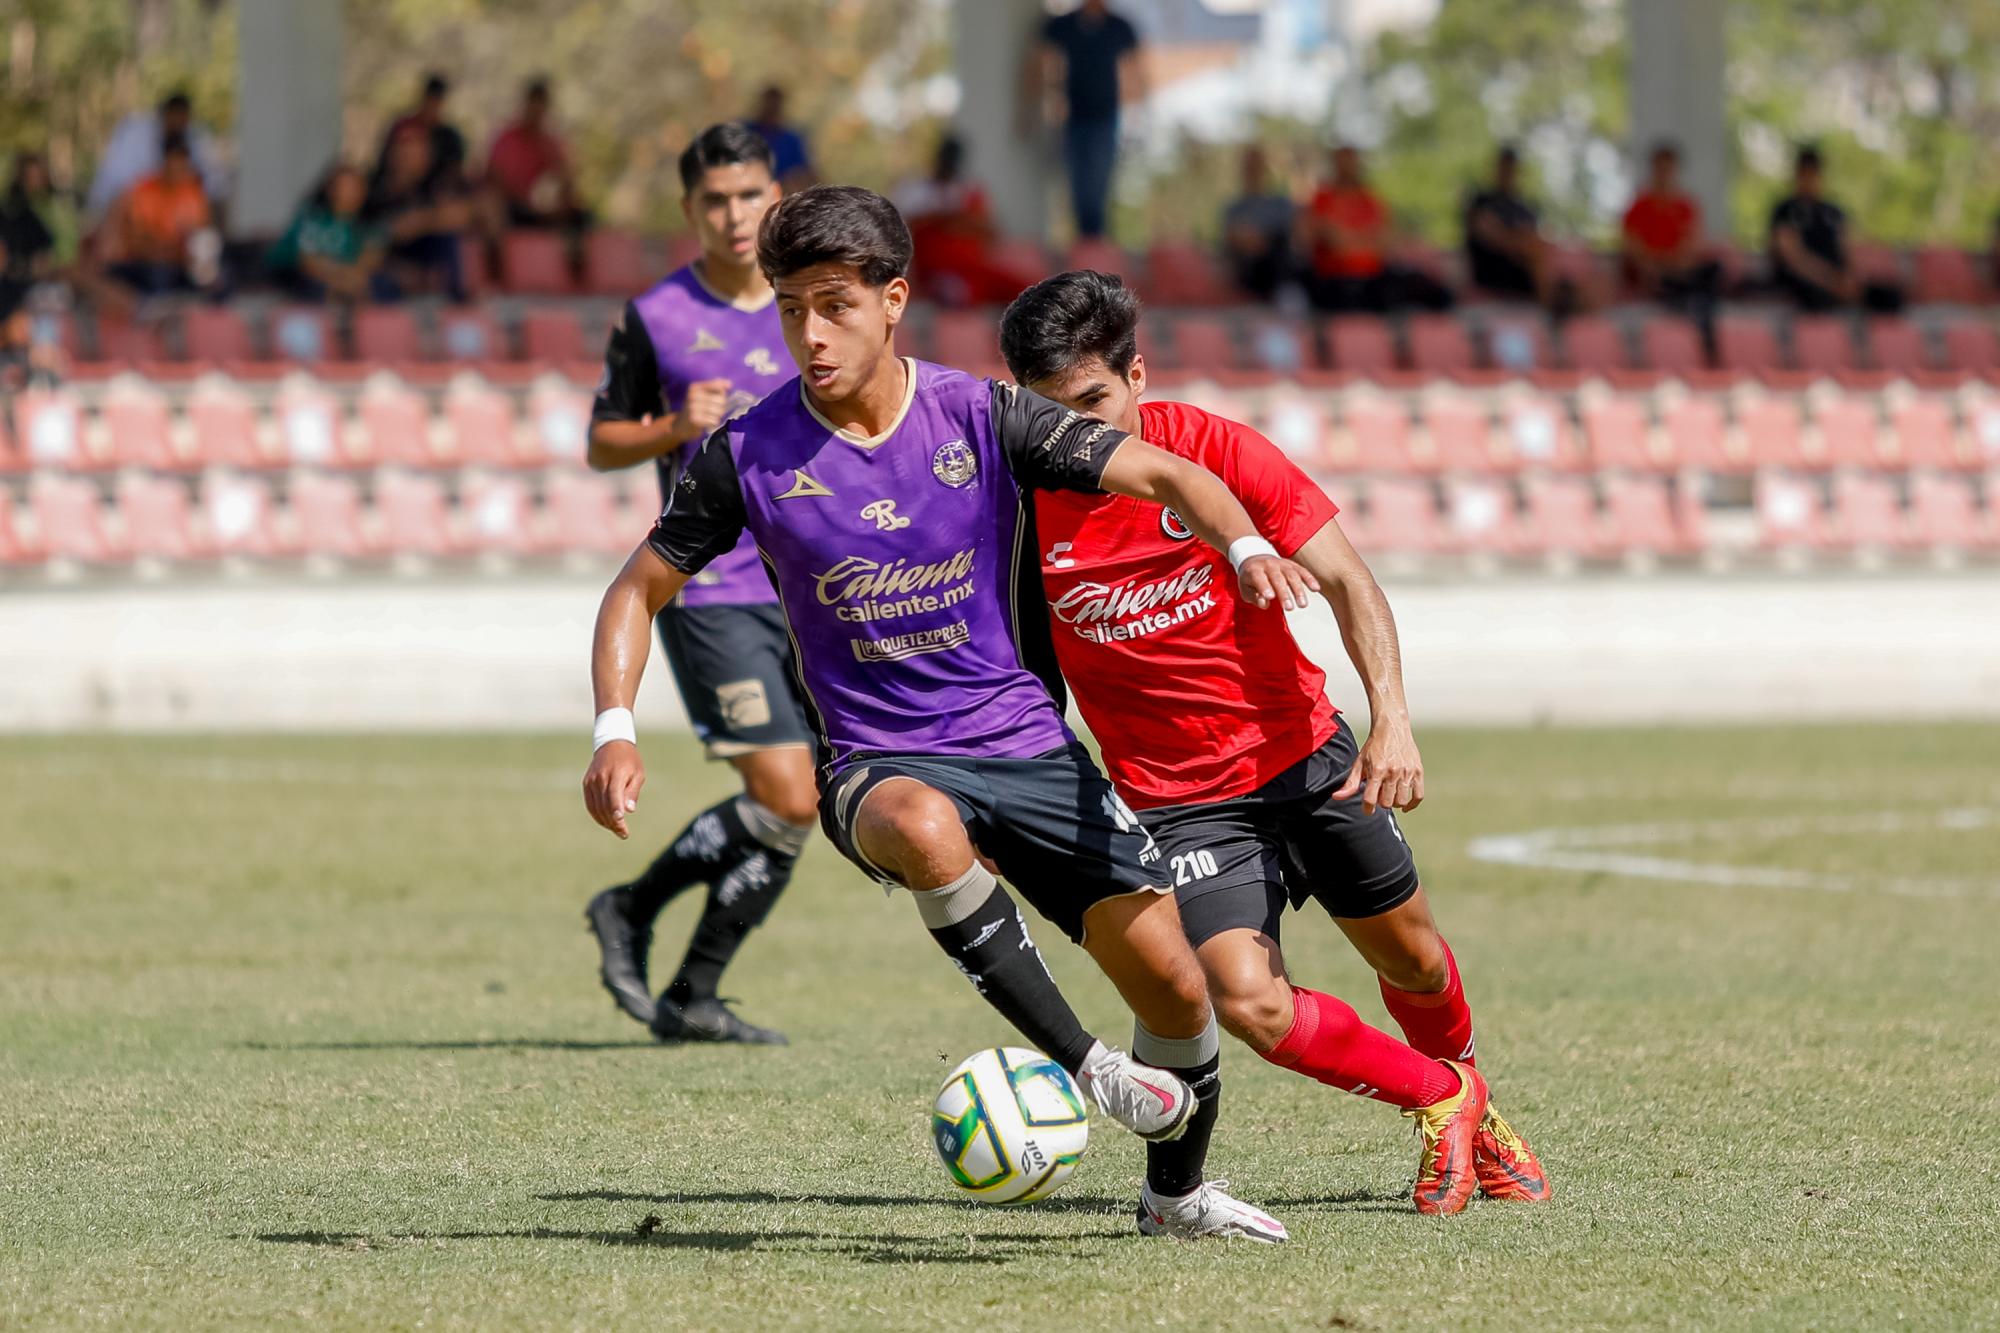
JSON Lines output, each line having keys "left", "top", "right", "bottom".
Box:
{"left": 581, "top": 124, "right": 814, "bottom": 1046}
{"left": 582, "top": 186, "right": 1317, "bottom": 1239}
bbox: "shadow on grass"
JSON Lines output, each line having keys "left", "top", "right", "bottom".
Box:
{"left": 538, "top": 1186, "right": 1411, "bottom": 1214}
{"left": 249, "top": 1225, "right": 1122, "bottom": 1265}
{"left": 239, "top": 1039, "right": 657, "bottom": 1052}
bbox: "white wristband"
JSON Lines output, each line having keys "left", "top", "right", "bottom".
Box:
{"left": 1227, "top": 535, "right": 1279, "bottom": 573}
{"left": 592, "top": 707, "right": 637, "bottom": 752}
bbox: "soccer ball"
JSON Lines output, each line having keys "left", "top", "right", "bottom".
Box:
{"left": 930, "top": 1046, "right": 1090, "bottom": 1205}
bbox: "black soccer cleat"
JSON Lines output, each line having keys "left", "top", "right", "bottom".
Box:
{"left": 585, "top": 886, "right": 656, "bottom": 1026}
{"left": 650, "top": 994, "right": 788, "bottom": 1046}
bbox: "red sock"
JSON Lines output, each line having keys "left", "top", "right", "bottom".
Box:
{"left": 1379, "top": 937, "right": 1478, "bottom": 1067}
{"left": 1262, "top": 986, "right": 1460, "bottom": 1108}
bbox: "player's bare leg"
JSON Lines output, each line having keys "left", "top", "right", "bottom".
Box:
{"left": 852, "top": 778, "right": 1197, "bottom": 1142}
{"left": 1334, "top": 889, "right": 1552, "bottom": 1202}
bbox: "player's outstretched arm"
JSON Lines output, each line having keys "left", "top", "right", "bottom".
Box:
{"left": 1098, "top": 438, "right": 1319, "bottom": 612}
{"left": 582, "top": 543, "right": 690, "bottom": 839}
{"left": 1293, "top": 520, "right": 1423, "bottom": 814}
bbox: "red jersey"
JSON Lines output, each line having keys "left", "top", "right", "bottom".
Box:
{"left": 1035, "top": 400, "right": 1341, "bottom": 809}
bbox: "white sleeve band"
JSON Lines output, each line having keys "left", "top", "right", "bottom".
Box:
{"left": 1227, "top": 535, "right": 1279, "bottom": 573}
{"left": 592, "top": 707, "right": 637, "bottom": 752}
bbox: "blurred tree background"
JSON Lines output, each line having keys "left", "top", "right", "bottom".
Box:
{"left": 0, "top": 0, "right": 1994, "bottom": 247}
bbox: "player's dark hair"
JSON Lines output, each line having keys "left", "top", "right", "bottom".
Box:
{"left": 998, "top": 269, "right": 1141, "bottom": 388}
{"left": 678, "top": 122, "right": 775, "bottom": 196}
{"left": 757, "top": 185, "right": 911, "bottom": 288}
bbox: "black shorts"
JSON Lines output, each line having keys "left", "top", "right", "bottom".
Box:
{"left": 656, "top": 601, "right": 815, "bottom": 759}
{"left": 1139, "top": 726, "right": 1421, "bottom": 949}
{"left": 820, "top": 742, "right": 1168, "bottom": 943}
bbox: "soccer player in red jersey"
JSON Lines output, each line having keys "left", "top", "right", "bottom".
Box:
{"left": 999, "top": 271, "right": 1550, "bottom": 1215}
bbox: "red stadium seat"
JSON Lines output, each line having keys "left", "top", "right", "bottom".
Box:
{"left": 1257, "top": 390, "right": 1332, "bottom": 467}
{"left": 289, "top": 472, "right": 378, "bottom": 559}
{"left": 1909, "top": 473, "right": 1998, "bottom": 550}
{"left": 931, "top": 310, "right": 1003, "bottom": 374}
{"left": 1500, "top": 395, "right": 1584, "bottom": 471}
{"left": 99, "top": 379, "right": 184, "bottom": 471}
{"left": 1638, "top": 316, "right": 1707, "bottom": 375}
{"left": 30, "top": 474, "right": 125, "bottom": 563}
{"left": 0, "top": 488, "right": 43, "bottom": 564}
{"left": 14, "top": 388, "right": 87, "bottom": 470}
{"left": 357, "top": 377, "right": 441, "bottom": 468}
{"left": 1418, "top": 398, "right": 1495, "bottom": 474}
{"left": 275, "top": 381, "right": 356, "bottom": 468}
{"left": 544, "top": 471, "right": 631, "bottom": 555}
{"left": 1717, "top": 315, "right": 1781, "bottom": 376}
{"left": 448, "top": 379, "right": 529, "bottom": 467}
{"left": 1583, "top": 396, "right": 1667, "bottom": 472}
{"left": 1519, "top": 475, "right": 1605, "bottom": 557}
{"left": 1790, "top": 317, "right": 1856, "bottom": 375}
{"left": 1352, "top": 478, "right": 1443, "bottom": 553}
{"left": 502, "top": 230, "right": 573, "bottom": 295}
{"left": 1849, "top": 243, "right": 1904, "bottom": 289}
{"left": 1065, "top": 239, "right": 1142, "bottom": 286}
{"left": 524, "top": 379, "right": 591, "bottom": 465}
{"left": 187, "top": 380, "right": 276, "bottom": 469}
{"left": 1886, "top": 398, "right": 1966, "bottom": 470}
{"left": 1482, "top": 317, "right": 1547, "bottom": 373}
{"left": 1736, "top": 396, "right": 1806, "bottom": 469}
{"left": 118, "top": 474, "right": 208, "bottom": 562}
{"left": 1912, "top": 247, "right": 1989, "bottom": 305}
{"left": 375, "top": 472, "right": 461, "bottom": 557}
{"left": 182, "top": 306, "right": 256, "bottom": 365}
{"left": 1406, "top": 316, "right": 1475, "bottom": 376}
{"left": 1443, "top": 477, "right": 1524, "bottom": 555}
{"left": 1560, "top": 316, "right": 1628, "bottom": 374}
{"left": 1811, "top": 395, "right": 1883, "bottom": 470}
{"left": 352, "top": 307, "right": 424, "bottom": 364}
{"left": 585, "top": 230, "right": 654, "bottom": 296}
{"left": 989, "top": 237, "right": 1051, "bottom": 286}
{"left": 1145, "top": 243, "right": 1234, "bottom": 306}
{"left": 1336, "top": 396, "right": 1412, "bottom": 473}
{"left": 1754, "top": 472, "right": 1830, "bottom": 549}
{"left": 1865, "top": 318, "right": 1927, "bottom": 377}
{"left": 93, "top": 315, "right": 170, "bottom": 366}
{"left": 268, "top": 307, "right": 335, "bottom": 364}
{"left": 1828, "top": 472, "right": 1911, "bottom": 550}
{"left": 201, "top": 473, "right": 291, "bottom": 558}
{"left": 1601, "top": 474, "right": 1699, "bottom": 556}
{"left": 1663, "top": 394, "right": 1736, "bottom": 471}
{"left": 1939, "top": 320, "right": 1999, "bottom": 375}
{"left": 459, "top": 474, "right": 544, "bottom": 555}
{"left": 520, "top": 308, "right": 588, "bottom": 365}
{"left": 1164, "top": 314, "right": 1239, "bottom": 372}
{"left": 1326, "top": 318, "right": 1397, "bottom": 377}
{"left": 437, "top": 308, "right": 507, "bottom": 363}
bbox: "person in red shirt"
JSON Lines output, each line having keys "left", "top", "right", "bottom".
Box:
{"left": 1303, "top": 145, "right": 1450, "bottom": 314}
{"left": 486, "top": 78, "right": 588, "bottom": 231}
{"left": 1000, "top": 269, "right": 1549, "bottom": 1217}
{"left": 1622, "top": 140, "right": 1722, "bottom": 314}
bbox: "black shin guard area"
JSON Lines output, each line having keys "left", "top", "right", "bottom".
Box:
{"left": 629, "top": 797, "right": 754, "bottom": 917}
{"left": 670, "top": 846, "right": 798, "bottom": 1001}
{"left": 925, "top": 884, "right": 1095, "bottom": 1074}
{"left": 1146, "top": 1055, "right": 1221, "bottom": 1197}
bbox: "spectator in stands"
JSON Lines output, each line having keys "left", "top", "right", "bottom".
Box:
{"left": 893, "top": 135, "right": 1038, "bottom": 308}
{"left": 0, "top": 155, "right": 57, "bottom": 373}
{"left": 374, "top": 72, "right": 469, "bottom": 194}
{"left": 746, "top": 85, "right": 816, "bottom": 191}
{"left": 1464, "top": 144, "right": 1577, "bottom": 313}
{"left": 487, "top": 78, "right": 588, "bottom": 232}
{"left": 267, "top": 165, "right": 396, "bottom": 305}
{"left": 86, "top": 90, "right": 228, "bottom": 223}
{"left": 102, "top": 135, "right": 223, "bottom": 299}
{"left": 1768, "top": 145, "right": 1903, "bottom": 312}
{"left": 1621, "top": 141, "right": 1723, "bottom": 315}
{"left": 1031, "top": 0, "right": 1146, "bottom": 241}
{"left": 1221, "top": 145, "right": 1297, "bottom": 302}
{"left": 366, "top": 124, "right": 472, "bottom": 300}
{"left": 1304, "top": 145, "right": 1450, "bottom": 313}
{"left": 1, "top": 153, "right": 71, "bottom": 285}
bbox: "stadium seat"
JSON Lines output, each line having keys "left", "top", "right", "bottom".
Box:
{"left": 1418, "top": 398, "right": 1496, "bottom": 474}
{"left": 1245, "top": 317, "right": 1310, "bottom": 374}
{"left": 1887, "top": 397, "right": 1966, "bottom": 470}
{"left": 357, "top": 377, "right": 443, "bottom": 468}
{"left": 375, "top": 472, "right": 461, "bottom": 558}
{"left": 585, "top": 230, "right": 653, "bottom": 296}
{"left": 268, "top": 307, "right": 335, "bottom": 364}
{"left": 275, "top": 381, "right": 356, "bottom": 468}
{"left": 525, "top": 379, "right": 591, "bottom": 464}
{"left": 1351, "top": 477, "right": 1443, "bottom": 553}
{"left": 1336, "top": 396, "right": 1412, "bottom": 472}
{"left": 14, "top": 387, "right": 87, "bottom": 470}
{"left": 1736, "top": 396, "right": 1806, "bottom": 469}
{"left": 1717, "top": 315, "right": 1781, "bottom": 376}
{"left": 117, "top": 474, "right": 208, "bottom": 562}
{"left": 931, "top": 310, "right": 1003, "bottom": 374}
{"left": 1145, "top": 243, "right": 1234, "bottom": 306}
{"left": 1754, "top": 472, "right": 1830, "bottom": 549}
{"left": 1500, "top": 394, "right": 1584, "bottom": 471}
{"left": 187, "top": 379, "right": 276, "bottom": 469}
{"left": 447, "top": 378, "right": 529, "bottom": 467}
{"left": 1811, "top": 395, "right": 1884, "bottom": 470}
{"left": 1065, "top": 238, "right": 1142, "bottom": 286}
{"left": 289, "top": 472, "right": 378, "bottom": 560}
{"left": 1790, "top": 317, "right": 1856, "bottom": 375}
{"left": 1582, "top": 396, "right": 1665, "bottom": 472}
{"left": 1559, "top": 316, "right": 1628, "bottom": 374}
{"left": 1909, "top": 473, "right": 1998, "bottom": 550}
{"left": 1482, "top": 317, "right": 1547, "bottom": 374}
{"left": 1967, "top": 400, "right": 2000, "bottom": 470}
{"left": 520, "top": 308, "right": 588, "bottom": 365}
{"left": 30, "top": 474, "right": 125, "bottom": 563}
{"left": 181, "top": 306, "right": 256, "bottom": 366}
{"left": 1638, "top": 316, "right": 1707, "bottom": 376}
{"left": 502, "top": 230, "right": 573, "bottom": 295}
{"left": 0, "top": 489, "right": 43, "bottom": 564}
{"left": 98, "top": 378, "right": 184, "bottom": 471}
{"left": 1850, "top": 242, "right": 1904, "bottom": 289}
{"left": 437, "top": 308, "right": 507, "bottom": 363}
{"left": 1164, "top": 314, "right": 1240, "bottom": 372}
{"left": 1866, "top": 318, "right": 1927, "bottom": 377}
{"left": 459, "top": 474, "right": 544, "bottom": 555}
{"left": 1827, "top": 472, "right": 1912, "bottom": 551}
{"left": 1601, "top": 474, "right": 1700, "bottom": 556}
{"left": 1406, "top": 316, "right": 1475, "bottom": 376}
{"left": 93, "top": 315, "right": 170, "bottom": 366}
{"left": 1443, "top": 477, "right": 1524, "bottom": 555}
{"left": 201, "top": 473, "right": 291, "bottom": 558}
{"left": 1257, "top": 390, "right": 1333, "bottom": 467}
{"left": 352, "top": 307, "right": 424, "bottom": 365}
{"left": 1519, "top": 474, "right": 1606, "bottom": 557}
{"left": 544, "top": 470, "right": 631, "bottom": 555}
{"left": 1939, "top": 320, "right": 1999, "bottom": 375}
{"left": 1912, "top": 247, "right": 1989, "bottom": 305}
{"left": 1326, "top": 318, "right": 1398, "bottom": 377}
{"left": 1663, "top": 394, "right": 1736, "bottom": 471}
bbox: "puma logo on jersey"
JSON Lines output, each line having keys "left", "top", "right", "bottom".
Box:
{"left": 743, "top": 347, "right": 780, "bottom": 376}
{"left": 861, "top": 499, "right": 911, "bottom": 531}
{"left": 688, "top": 328, "right": 725, "bottom": 352}
{"left": 778, "top": 470, "right": 835, "bottom": 500}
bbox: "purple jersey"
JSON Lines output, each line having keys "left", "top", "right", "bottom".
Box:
{"left": 648, "top": 359, "right": 1132, "bottom": 774}
{"left": 591, "top": 265, "right": 789, "bottom": 606}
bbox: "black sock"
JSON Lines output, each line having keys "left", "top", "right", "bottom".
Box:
{"left": 1138, "top": 1020, "right": 1223, "bottom": 1198}
{"left": 915, "top": 867, "right": 1096, "bottom": 1075}
{"left": 668, "top": 844, "right": 799, "bottom": 1002}
{"left": 626, "top": 797, "right": 755, "bottom": 918}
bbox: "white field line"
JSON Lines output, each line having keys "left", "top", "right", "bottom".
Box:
{"left": 9, "top": 754, "right": 579, "bottom": 794}
{"left": 1467, "top": 808, "right": 2000, "bottom": 901}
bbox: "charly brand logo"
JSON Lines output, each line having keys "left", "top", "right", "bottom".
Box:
{"left": 743, "top": 347, "right": 780, "bottom": 376}
{"left": 688, "top": 328, "right": 725, "bottom": 352}
{"left": 1160, "top": 509, "right": 1194, "bottom": 541}
{"left": 814, "top": 549, "right": 976, "bottom": 624}
{"left": 860, "top": 499, "right": 911, "bottom": 531}
{"left": 777, "top": 469, "right": 834, "bottom": 500}
{"left": 932, "top": 439, "right": 977, "bottom": 487}
{"left": 1045, "top": 541, "right": 1076, "bottom": 570}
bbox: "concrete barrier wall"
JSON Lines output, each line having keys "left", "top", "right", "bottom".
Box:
{"left": 2, "top": 573, "right": 1993, "bottom": 731}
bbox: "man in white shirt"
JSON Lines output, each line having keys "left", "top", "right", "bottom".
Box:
{"left": 86, "top": 91, "right": 229, "bottom": 223}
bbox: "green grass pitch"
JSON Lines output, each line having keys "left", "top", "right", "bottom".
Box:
{"left": 4, "top": 725, "right": 1998, "bottom": 1330}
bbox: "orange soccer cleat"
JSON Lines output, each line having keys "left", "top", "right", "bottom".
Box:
{"left": 1403, "top": 1059, "right": 1489, "bottom": 1215}
{"left": 1474, "top": 1105, "right": 1552, "bottom": 1203}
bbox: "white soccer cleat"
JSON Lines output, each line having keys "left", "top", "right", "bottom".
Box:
{"left": 1137, "top": 1180, "right": 1290, "bottom": 1244}
{"left": 1075, "top": 1046, "right": 1195, "bottom": 1141}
